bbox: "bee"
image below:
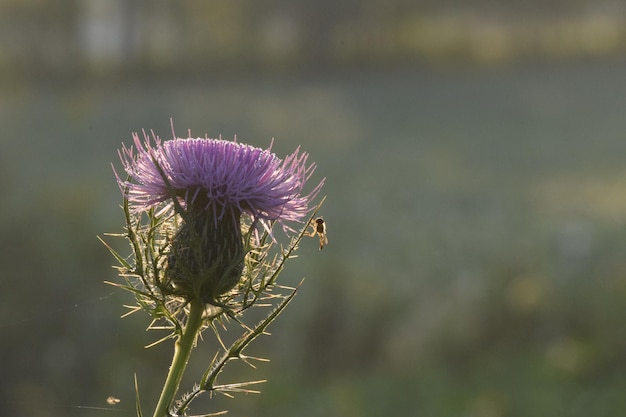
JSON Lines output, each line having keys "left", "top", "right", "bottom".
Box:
{"left": 308, "top": 217, "right": 328, "bottom": 250}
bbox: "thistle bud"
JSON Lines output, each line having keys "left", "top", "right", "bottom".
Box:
{"left": 167, "top": 208, "right": 244, "bottom": 303}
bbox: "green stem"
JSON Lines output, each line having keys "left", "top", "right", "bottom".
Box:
{"left": 152, "top": 298, "right": 204, "bottom": 417}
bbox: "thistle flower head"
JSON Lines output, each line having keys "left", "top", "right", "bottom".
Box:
{"left": 115, "top": 129, "right": 323, "bottom": 302}
{"left": 117, "top": 130, "right": 322, "bottom": 226}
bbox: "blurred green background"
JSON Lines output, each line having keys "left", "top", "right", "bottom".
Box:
{"left": 3, "top": 1, "right": 626, "bottom": 416}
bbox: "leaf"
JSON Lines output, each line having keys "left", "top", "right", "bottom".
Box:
{"left": 134, "top": 374, "right": 143, "bottom": 417}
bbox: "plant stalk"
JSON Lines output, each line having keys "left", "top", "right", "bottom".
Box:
{"left": 152, "top": 298, "right": 204, "bottom": 417}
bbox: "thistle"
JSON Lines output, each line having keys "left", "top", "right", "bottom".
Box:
{"left": 102, "top": 126, "right": 324, "bottom": 417}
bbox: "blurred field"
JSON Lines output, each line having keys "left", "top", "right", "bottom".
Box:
{"left": 2, "top": 58, "right": 626, "bottom": 417}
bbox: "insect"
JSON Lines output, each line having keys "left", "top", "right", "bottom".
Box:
{"left": 106, "top": 396, "right": 121, "bottom": 405}
{"left": 308, "top": 217, "right": 328, "bottom": 250}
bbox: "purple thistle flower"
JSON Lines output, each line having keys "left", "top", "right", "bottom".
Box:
{"left": 115, "top": 129, "right": 323, "bottom": 302}
{"left": 117, "top": 130, "right": 322, "bottom": 226}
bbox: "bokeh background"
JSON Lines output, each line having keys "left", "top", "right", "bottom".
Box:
{"left": 3, "top": 1, "right": 626, "bottom": 416}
